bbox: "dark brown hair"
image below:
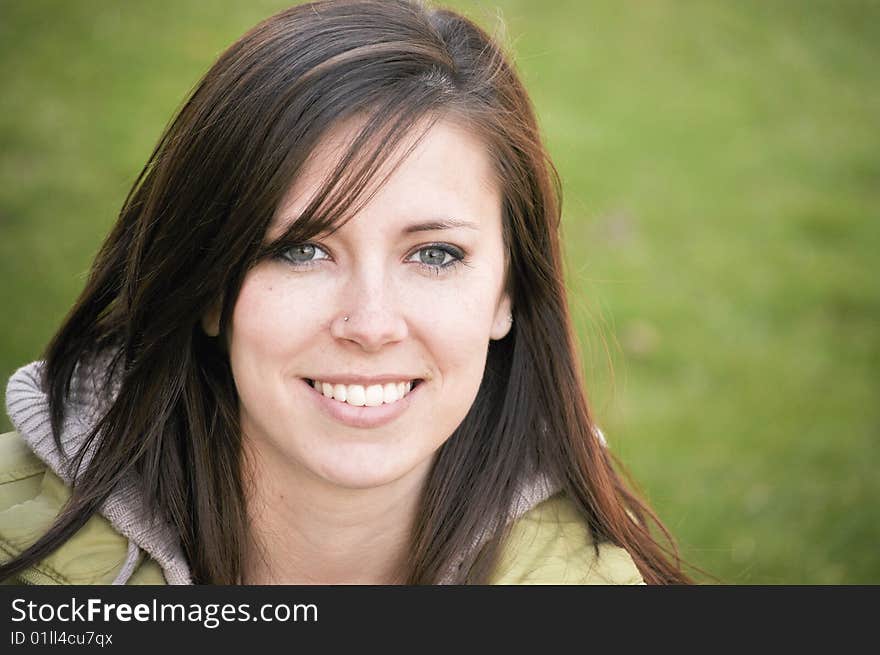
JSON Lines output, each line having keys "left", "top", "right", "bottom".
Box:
{"left": 1, "top": 0, "right": 691, "bottom": 584}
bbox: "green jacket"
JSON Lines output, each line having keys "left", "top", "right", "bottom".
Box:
{"left": 2, "top": 358, "right": 644, "bottom": 586}
{"left": 0, "top": 430, "right": 643, "bottom": 585}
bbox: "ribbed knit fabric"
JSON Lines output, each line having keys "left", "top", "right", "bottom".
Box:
{"left": 4, "top": 353, "right": 589, "bottom": 585}
{"left": 5, "top": 358, "right": 192, "bottom": 585}
{"left": 437, "top": 469, "right": 558, "bottom": 583}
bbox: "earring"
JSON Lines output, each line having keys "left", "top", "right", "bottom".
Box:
{"left": 508, "top": 313, "right": 514, "bottom": 323}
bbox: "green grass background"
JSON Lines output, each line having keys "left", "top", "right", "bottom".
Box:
{"left": 1, "top": 0, "right": 877, "bottom": 584}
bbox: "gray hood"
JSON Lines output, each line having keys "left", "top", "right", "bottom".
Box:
{"left": 6, "top": 354, "right": 571, "bottom": 585}
{"left": 6, "top": 357, "right": 192, "bottom": 584}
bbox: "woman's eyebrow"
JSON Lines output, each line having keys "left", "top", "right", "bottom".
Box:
{"left": 402, "top": 218, "right": 479, "bottom": 234}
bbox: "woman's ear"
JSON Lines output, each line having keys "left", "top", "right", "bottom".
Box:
{"left": 201, "top": 300, "right": 222, "bottom": 337}
{"left": 490, "top": 292, "right": 513, "bottom": 341}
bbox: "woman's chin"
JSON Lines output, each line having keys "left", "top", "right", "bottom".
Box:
{"left": 309, "top": 451, "right": 425, "bottom": 491}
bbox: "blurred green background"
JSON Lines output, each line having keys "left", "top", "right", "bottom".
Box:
{"left": 1, "top": 0, "right": 877, "bottom": 584}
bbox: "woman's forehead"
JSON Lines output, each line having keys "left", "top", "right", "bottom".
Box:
{"left": 269, "top": 116, "right": 501, "bottom": 239}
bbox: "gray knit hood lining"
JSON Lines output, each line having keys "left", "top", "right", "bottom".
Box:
{"left": 6, "top": 358, "right": 192, "bottom": 585}
{"left": 5, "top": 355, "right": 572, "bottom": 585}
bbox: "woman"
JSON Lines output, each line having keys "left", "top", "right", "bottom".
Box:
{"left": 1, "top": 0, "right": 690, "bottom": 584}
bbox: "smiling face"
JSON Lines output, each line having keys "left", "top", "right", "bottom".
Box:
{"left": 218, "top": 117, "right": 513, "bottom": 491}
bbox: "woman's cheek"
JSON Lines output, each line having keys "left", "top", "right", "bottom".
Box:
{"left": 418, "top": 285, "right": 497, "bottom": 372}
{"left": 231, "top": 268, "right": 315, "bottom": 360}
{"left": 436, "top": 275, "right": 501, "bottom": 337}
{"left": 407, "top": 297, "right": 472, "bottom": 356}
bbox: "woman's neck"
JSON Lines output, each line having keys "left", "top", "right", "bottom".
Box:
{"left": 240, "top": 438, "right": 431, "bottom": 585}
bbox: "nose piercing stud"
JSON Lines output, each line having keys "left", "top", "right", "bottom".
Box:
{"left": 343, "top": 316, "right": 350, "bottom": 322}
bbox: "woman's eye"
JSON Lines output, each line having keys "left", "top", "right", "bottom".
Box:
{"left": 408, "top": 244, "right": 465, "bottom": 272}
{"left": 276, "top": 242, "right": 465, "bottom": 275}
{"left": 280, "top": 243, "right": 330, "bottom": 266}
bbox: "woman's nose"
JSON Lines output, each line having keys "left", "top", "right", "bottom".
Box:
{"left": 329, "top": 265, "right": 409, "bottom": 351}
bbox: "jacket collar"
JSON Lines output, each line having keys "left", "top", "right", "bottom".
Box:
{"left": 5, "top": 356, "right": 192, "bottom": 584}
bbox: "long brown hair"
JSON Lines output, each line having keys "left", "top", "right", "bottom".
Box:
{"left": 1, "top": 0, "right": 691, "bottom": 584}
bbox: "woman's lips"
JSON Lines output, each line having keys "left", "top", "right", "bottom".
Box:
{"left": 301, "top": 377, "right": 422, "bottom": 429}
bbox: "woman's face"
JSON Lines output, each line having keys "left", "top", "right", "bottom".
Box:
{"left": 223, "top": 117, "right": 512, "bottom": 491}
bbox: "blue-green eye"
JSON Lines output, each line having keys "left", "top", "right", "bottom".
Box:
{"left": 275, "top": 242, "right": 466, "bottom": 276}
{"left": 413, "top": 246, "right": 457, "bottom": 267}
{"left": 279, "top": 243, "right": 330, "bottom": 267}
{"left": 407, "top": 244, "right": 466, "bottom": 275}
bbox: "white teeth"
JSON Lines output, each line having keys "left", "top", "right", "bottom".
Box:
{"left": 364, "top": 385, "right": 383, "bottom": 407}
{"left": 310, "top": 379, "right": 417, "bottom": 406}
{"left": 383, "top": 383, "right": 400, "bottom": 404}
{"left": 347, "top": 385, "right": 366, "bottom": 406}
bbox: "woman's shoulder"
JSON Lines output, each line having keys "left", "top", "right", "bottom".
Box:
{"left": 0, "top": 430, "right": 165, "bottom": 585}
{"left": 0, "top": 429, "right": 47, "bottom": 509}
{"left": 490, "top": 492, "right": 646, "bottom": 585}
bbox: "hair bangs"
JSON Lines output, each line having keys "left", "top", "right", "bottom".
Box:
{"left": 259, "top": 94, "right": 451, "bottom": 256}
